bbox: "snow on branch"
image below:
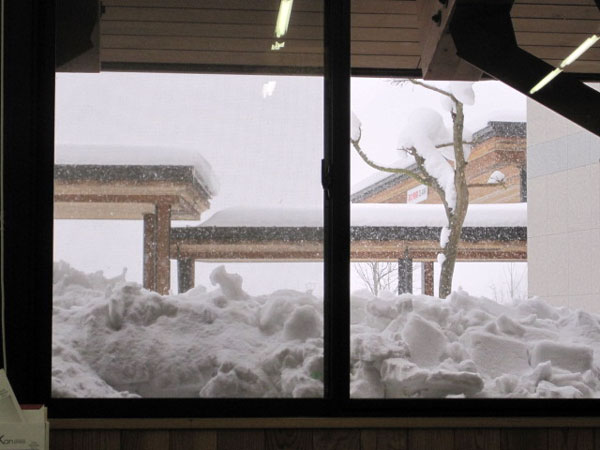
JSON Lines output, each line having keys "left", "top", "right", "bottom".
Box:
{"left": 487, "top": 170, "right": 506, "bottom": 185}
{"left": 467, "top": 171, "right": 508, "bottom": 189}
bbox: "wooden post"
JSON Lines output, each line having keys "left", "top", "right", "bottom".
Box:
{"left": 155, "top": 202, "right": 171, "bottom": 295}
{"left": 143, "top": 213, "right": 157, "bottom": 291}
{"left": 422, "top": 261, "right": 434, "bottom": 296}
{"left": 397, "top": 254, "right": 413, "bottom": 294}
{"left": 177, "top": 258, "right": 195, "bottom": 294}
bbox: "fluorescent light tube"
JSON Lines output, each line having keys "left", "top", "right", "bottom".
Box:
{"left": 275, "top": 0, "right": 294, "bottom": 38}
{"left": 529, "top": 68, "right": 562, "bottom": 94}
{"left": 530, "top": 34, "right": 599, "bottom": 94}
{"left": 560, "top": 34, "right": 599, "bottom": 68}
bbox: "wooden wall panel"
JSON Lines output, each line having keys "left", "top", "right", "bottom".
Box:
{"left": 313, "top": 429, "right": 361, "bottom": 450}
{"left": 454, "top": 428, "right": 501, "bottom": 450}
{"left": 500, "top": 428, "right": 548, "bottom": 450}
{"left": 169, "top": 430, "right": 217, "bottom": 450}
{"left": 72, "top": 430, "right": 120, "bottom": 450}
{"left": 264, "top": 430, "right": 313, "bottom": 450}
{"left": 407, "top": 429, "right": 454, "bottom": 450}
{"left": 121, "top": 430, "right": 170, "bottom": 450}
{"left": 48, "top": 427, "right": 600, "bottom": 450}
{"left": 51, "top": 430, "right": 73, "bottom": 450}
{"left": 217, "top": 430, "right": 265, "bottom": 450}
{"left": 361, "top": 429, "right": 408, "bottom": 450}
{"left": 548, "top": 428, "right": 594, "bottom": 450}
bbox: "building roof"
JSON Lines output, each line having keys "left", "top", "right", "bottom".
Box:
{"left": 351, "top": 121, "right": 526, "bottom": 203}
{"left": 472, "top": 121, "right": 527, "bottom": 142}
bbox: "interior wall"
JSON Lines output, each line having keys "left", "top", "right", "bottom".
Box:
{"left": 527, "top": 90, "right": 600, "bottom": 311}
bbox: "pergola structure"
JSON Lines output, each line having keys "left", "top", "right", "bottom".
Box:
{"left": 54, "top": 164, "right": 212, "bottom": 294}
{"left": 171, "top": 223, "right": 526, "bottom": 296}
{"left": 170, "top": 203, "right": 527, "bottom": 295}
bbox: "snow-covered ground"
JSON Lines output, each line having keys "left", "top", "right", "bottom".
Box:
{"left": 53, "top": 262, "right": 600, "bottom": 399}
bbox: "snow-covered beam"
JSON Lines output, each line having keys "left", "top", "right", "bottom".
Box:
{"left": 170, "top": 226, "right": 527, "bottom": 263}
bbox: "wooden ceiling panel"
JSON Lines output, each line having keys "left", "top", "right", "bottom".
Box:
{"left": 512, "top": 4, "right": 600, "bottom": 20}
{"left": 512, "top": 1, "right": 600, "bottom": 74}
{"left": 516, "top": 32, "right": 600, "bottom": 47}
{"left": 97, "top": 0, "right": 599, "bottom": 75}
{"left": 513, "top": 17, "right": 600, "bottom": 34}
{"left": 101, "top": 48, "right": 325, "bottom": 68}
{"left": 522, "top": 45, "right": 600, "bottom": 61}
{"left": 102, "top": 35, "right": 324, "bottom": 54}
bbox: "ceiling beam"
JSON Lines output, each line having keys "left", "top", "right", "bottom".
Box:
{"left": 417, "top": 0, "right": 482, "bottom": 80}
{"left": 450, "top": 0, "right": 600, "bottom": 136}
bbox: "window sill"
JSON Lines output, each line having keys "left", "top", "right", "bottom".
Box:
{"left": 49, "top": 416, "right": 600, "bottom": 430}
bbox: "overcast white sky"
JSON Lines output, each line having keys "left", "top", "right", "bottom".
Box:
{"left": 54, "top": 73, "right": 526, "bottom": 297}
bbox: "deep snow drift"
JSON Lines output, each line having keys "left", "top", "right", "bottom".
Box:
{"left": 53, "top": 262, "right": 600, "bottom": 398}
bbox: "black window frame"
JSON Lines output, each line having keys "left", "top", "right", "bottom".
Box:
{"left": 3, "top": 0, "right": 600, "bottom": 419}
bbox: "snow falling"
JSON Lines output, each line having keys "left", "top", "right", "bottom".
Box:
{"left": 53, "top": 262, "right": 600, "bottom": 399}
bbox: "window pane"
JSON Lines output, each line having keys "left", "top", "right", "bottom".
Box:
{"left": 347, "top": 78, "right": 600, "bottom": 399}
{"left": 53, "top": 2, "right": 323, "bottom": 399}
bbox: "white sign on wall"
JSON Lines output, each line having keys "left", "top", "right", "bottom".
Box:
{"left": 407, "top": 184, "right": 428, "bottom": 204}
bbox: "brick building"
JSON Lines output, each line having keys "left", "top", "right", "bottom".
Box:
{"left": 352, "top": 121, "right": 527, "bottom": 205}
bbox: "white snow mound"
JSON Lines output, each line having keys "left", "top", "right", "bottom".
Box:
{"left": 53, "top": 262, "right": 600, "bottom": 399}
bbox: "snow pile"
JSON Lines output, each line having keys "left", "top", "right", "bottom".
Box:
{"left": 53, "top": 263, "right": 600, "bottom": 399}
{"left": 53, "top": 262, "right": 323, "bottom": 398}
{"left": 351, "top": 290, "right": 600, "bottom": 398}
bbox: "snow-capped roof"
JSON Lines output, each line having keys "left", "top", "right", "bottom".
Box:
{"left": 351, "top": 121, "right": 527, "bottom": 201}
{"left": 351, "top": 155, "right": 415, "bottom": 195}
{"left": 55, "top": 144, "right": 220, "bottom": 196}
{"left": 199, "top": 203, "right": 526, "bottom": 228}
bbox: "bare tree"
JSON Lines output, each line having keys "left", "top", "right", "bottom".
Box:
{"left": 354, "top": 261, "right": 398, "bottom": 296}
{"left": 489, "top": 263, "right": 528, "bottom": 304}
{"left": 351, "top": 80, "right": 505, "bottom": 298}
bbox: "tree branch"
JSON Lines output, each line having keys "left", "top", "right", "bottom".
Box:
{"left": 392, "top": 79, "right": 459, "bottom": 104}
{"left": 468, "top": 181, "right": 507, "bottom": 189}
{"left": 411, "top": 151, "right": 451, "bottom": 215}
{"left": 433, "top": 141, "right": 474, "bottom": 149}
{"left": 351, "top": 138, "right": 430, "bottom": 186}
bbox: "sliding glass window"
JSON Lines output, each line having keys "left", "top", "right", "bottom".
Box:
{"left": 53, "top": 1, "right": 324, "bottom": 399}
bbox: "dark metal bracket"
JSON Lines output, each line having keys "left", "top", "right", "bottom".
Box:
{"left": 449, "top": 1, "right": 600, "bottom": 136}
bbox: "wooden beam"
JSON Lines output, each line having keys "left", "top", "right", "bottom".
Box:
{"left": 417, "top": 0, "right": 482, "bottom": 80}
{"left": 422, "top": 261, "right": 434, "bottom": 296}
{"left": 143, "top": 213, "right": 157, "bottom": 291}
{"left": 397, "top": 253, "right": 413, "bottom": 294}
{"left": 177, "top": 258, "right": 195, "bottom": 293}
{"left": 54, "top": 194, "right": 180, "bottom": 204}
{"left": 172, "top": 240, "right": 526, "bottom": 262}
{"left": 56, "top": 0, "right": 100, "bottom": 72}
{"left": 155, "top": 203, "right": 171, "bottom": 294}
